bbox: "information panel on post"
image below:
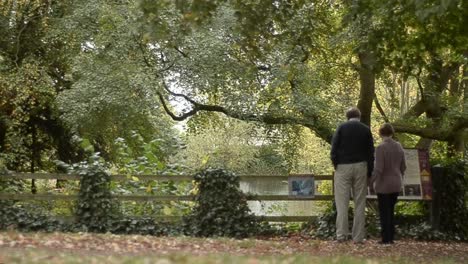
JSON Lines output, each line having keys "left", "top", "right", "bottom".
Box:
{"left": 367, "top": 148, "right": 433, "bottom": 200}
{"left": 288, "top": 174, "right": 315, "bottom": 199}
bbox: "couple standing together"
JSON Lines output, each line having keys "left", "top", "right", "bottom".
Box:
{"left": 330, "top": 107, "right": 406, "bottom": 245}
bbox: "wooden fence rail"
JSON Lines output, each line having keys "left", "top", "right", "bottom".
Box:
{"left": 0, "top": 173, "right": 335, "bottom": 202}
{"left": 0, "top": 172, "right": 333, "bottom": 181}
{"left": 0, "top": 172, "right": 426, "bottom": 222}
{"left": 0, "top": 173, "right": 428, "bottom": 201}
{"left": 0, "top": 172, "right": 334, "bottom": 222}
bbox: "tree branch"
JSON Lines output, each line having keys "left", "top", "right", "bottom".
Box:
{"left": 161, "top": 81, "right": 199, "bottom": 105}
{"left": 174, "top": 46, "right": 188, "bottom": 58}
{"left": 374, "top": 94, "right": 389, "bottom": 123}
{"left": 157, "top": 92, "right": 199, "bottom": 121}
{"left": 416, "top": 69, "right": 425, "bottom": 100}
{"left": 392, "top": 124, "right": 446, "bottom": 140}
{"left": 393, "top": 117, "right": 468, "bottom": 141}
{"left": 156, "top": 84, "right": 335, "bottom": 142}
{"left": 402, "top": 100, "right": 427, "bottom": 119}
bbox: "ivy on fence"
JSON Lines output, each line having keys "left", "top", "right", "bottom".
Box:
{"left": 71, "top": 155, "right": 117, "bottom": 232}
{"left": 183, "top": 168, "right": 270, "bottom": 238}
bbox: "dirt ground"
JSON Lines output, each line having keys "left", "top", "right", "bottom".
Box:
{"left": 0, "top": 231, "right": 467, "bottom": 263}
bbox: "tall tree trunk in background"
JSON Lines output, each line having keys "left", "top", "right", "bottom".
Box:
{"left": 35, "top": 112, "right": 85, "bottom": 188}
{"left": 357, "top": 51, "right": 376, "bottom": 127}
{"left": 406, "top": 79, "right": 410, "bottom": 113}
{"left": 0, "top": 116, "right": 6, "bottom": 152}
{"left": 400, "top": 78, "right": 406, "bottom": 114}
{"left": 464, "top": 65, "right": 468, "bottom": 158}
{"left": 449, "top": 67, "right": 460, "bottom": 96}
{"left": 409, "top": 59, "right": 460, "bottom": 151}
{"left": 30, "top": 124, "right": 37, "bottom": 194}
{"left": 448, "top": 65, "right": 468, "bottom": 156}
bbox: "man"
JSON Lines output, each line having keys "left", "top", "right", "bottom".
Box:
{"left": 330, "top": 107, "right": 374, "bottom": 243}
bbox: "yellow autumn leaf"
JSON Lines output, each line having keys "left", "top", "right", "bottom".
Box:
{"left": 163, "top": 206, "right": 172, "bottom": 215}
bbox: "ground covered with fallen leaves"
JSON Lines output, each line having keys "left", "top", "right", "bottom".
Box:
{"left": 0, "top": 231, "right": 467, "bottom": 263}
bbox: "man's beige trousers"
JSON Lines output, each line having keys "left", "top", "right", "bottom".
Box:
{"left": 334, "top": 161, "right": 367, "bottom": 242}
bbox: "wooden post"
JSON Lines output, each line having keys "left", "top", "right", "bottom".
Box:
{"left": 430, "top": 166, "right": 443, "bottom": 230}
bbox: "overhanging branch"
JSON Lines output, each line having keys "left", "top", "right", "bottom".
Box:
{"left": 156, "top": 85, "right": 334, "bottom": 143}
{"left": 392, "top": 124, "right": 446, "bottom": 140}
{"left": 161, "top": 81, "right": 198, "bottom": 105}
{"left": 157, "top": 92, "right": 198, "bottom": 121}
{"left": 392, "top": 117, "right": 468, "bottom": 141}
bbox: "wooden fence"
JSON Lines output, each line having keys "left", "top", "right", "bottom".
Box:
{"left": 0, "top": 172, "right": 429, "bottom": 222}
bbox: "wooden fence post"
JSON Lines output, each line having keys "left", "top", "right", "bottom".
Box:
{"left": 430, "top": 165, "right": 443, "bottom": 230}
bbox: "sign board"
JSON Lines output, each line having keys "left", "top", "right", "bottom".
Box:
{"left": 368, "top": 148, "right": 433, "bottom": 200}
{"left": 288, "top": 175, "right": 315, "bottom": 198}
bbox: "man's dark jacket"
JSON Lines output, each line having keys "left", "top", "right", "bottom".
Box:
{"left": 330, "top": 119, "right": 375, "bottom": 177}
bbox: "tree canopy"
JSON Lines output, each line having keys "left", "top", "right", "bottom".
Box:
{"left": 139, "top": 0, "right": 467, "bottom": 151}
{"left": 0, "top": 0, "right": 466, "bottom": 174}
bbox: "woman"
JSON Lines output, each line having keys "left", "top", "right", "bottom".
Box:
{"left": 371, "top": 123, "right": 406, "bottom": 244}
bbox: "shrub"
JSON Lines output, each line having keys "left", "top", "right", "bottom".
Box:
{"left": 183, "top": 168, "right": 268, "bottom": 238}
{"left": 71, "top": 154, "right": 118, "bottom": 232}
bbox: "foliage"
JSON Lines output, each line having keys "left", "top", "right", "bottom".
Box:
{"left": 138, "top": 1, "right": 347, "bottom": 141}
{"left": 136, "top": 0, "right": 467, "bottom": 150}
{"left": 183, "top": 168, "right": 270, "bottom": 238}
{"left": 0, "top": 0, "right": 85, "bottom": 172}
{"left": 301, "top": 203, "right": 376, "bottom": 240}
{"left": 66, "top": 154, "right": 117, "bottom": 232}
{"left": 397, "top": 221, "right": 460, "bottom": 241}
{"left": 0, "top": 0, "right": 466, "bottom": 243}
{"left": 55, "top": 0, "right": 178, "bottom": 162}
{"left": 0, "top": 200, "right": 179, "bottom": 236}
{"left": 304, "top": 203, "right": 337, "bottom": 239}
{"left": 0, "top": 201, "right": 68, "bottom": 232}
{"left": 291, "top": 128, "right": 333, "bottom": 175}
{"left": 111, "top": 135, "right": 193, "bottom": 218}
{"left": 179, "top": 116, "right": 290, "bottom": 175}
{"left": 429, "top": 158, "right": 468, "bottom": 240}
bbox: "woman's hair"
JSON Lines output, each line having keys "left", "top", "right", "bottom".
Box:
{"left": 379, "top": 123, "right": 395, "bottom": 137}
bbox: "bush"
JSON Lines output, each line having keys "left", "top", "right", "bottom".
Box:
{"left": 183, "top": 168, "right": 269, "bottom": 238}
{"left": 108, "top": 218, "right": 178, "bottom": 236}
{"left": 0, "top": 202, "right": 69, "bottom": 232}
{"left": 70, "top": 154, "right": 118, "bottom": 232}
{"left": 302, "top": 203, "right": 380, "bottom": 239}
{"left": 429, "top": 158, "right": 468, "bottom": 240}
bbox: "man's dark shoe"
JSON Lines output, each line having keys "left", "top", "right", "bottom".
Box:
{"left": 378, "top": 241, "right": 394, "bottom": 245}
{"left": 335, "top": 238, "right": 347, "bottom": 243}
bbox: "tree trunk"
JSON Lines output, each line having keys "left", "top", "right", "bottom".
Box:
{"left": 416, "top": 58, "right": 458, "bottom": 150}
{"left": 447, "top": 64, "right": 467, "bottom": 156}
{"left": 357, "top": 51, "right": 376, "bottom": 127}
{"left": 0, "top": 116, "right": 6, "bottom": 152}
{"left": 449, "top": 68, "right": 460, "bottom": 96}
{"left": 31, "top": 124, "right": 37, "bottom": 194}
{"left": 400, "top": 78, "right": 406, "bottom": 114}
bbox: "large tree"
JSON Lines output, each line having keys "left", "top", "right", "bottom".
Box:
{"left": 0, "top": 0, "right": 179, "bottom": 171}
{"left": 140, "top": 0, "right": 350, "bottom": 143}
{"left": 138, "top": 0, "right": 467, "bottom": 154}
{"left": 0, "top": 0, "right": 84, "bottom": 171}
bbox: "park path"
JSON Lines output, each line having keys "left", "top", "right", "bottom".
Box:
{"left": 0, "top": 231, "right": 467, "bottom": 263}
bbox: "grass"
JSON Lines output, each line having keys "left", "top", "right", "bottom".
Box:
{"left": 0, "top": 248, "right": 458, "bottom": 264}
